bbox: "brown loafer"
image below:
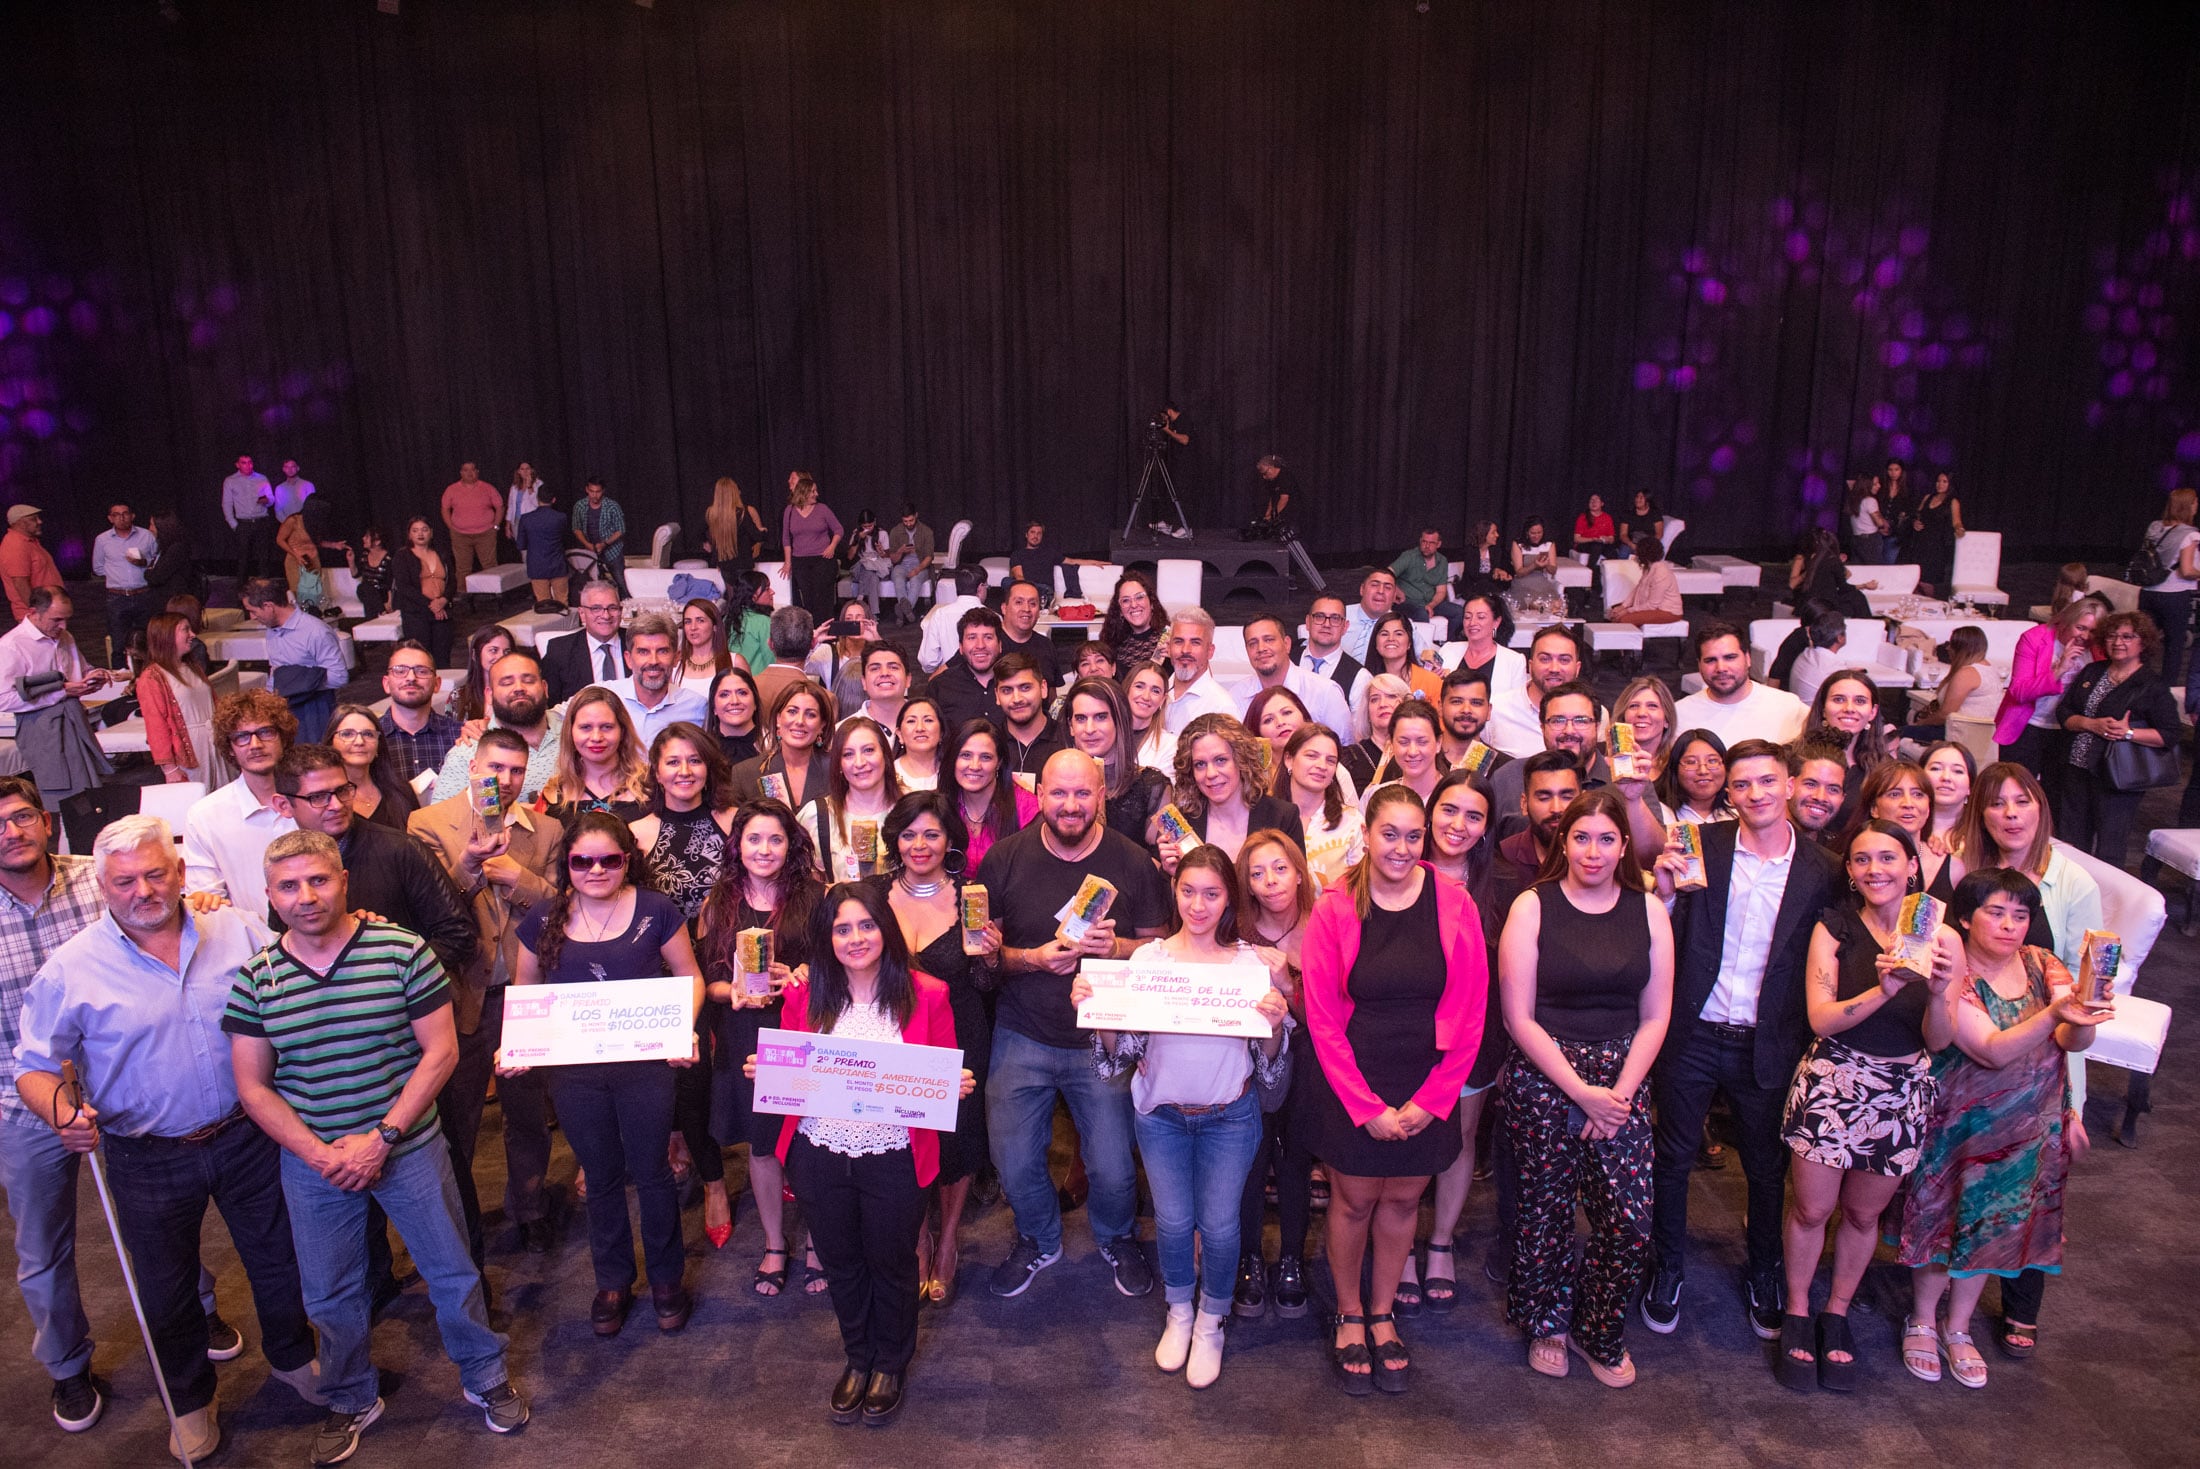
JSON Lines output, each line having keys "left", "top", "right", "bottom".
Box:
{"left": 653, "top": 1284, "right": 693, "bottom": 1332}
{"left": 591, "top": 1288, "right": 632, "bottom": 1337}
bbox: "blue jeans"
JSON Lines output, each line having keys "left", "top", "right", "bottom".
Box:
{"left": 0, "top": 1115, "right": 92, "bottom": 1380}
{"left": 1135, "top": 1091, "right": 1262, "bottom": 1313}
{"left": 281, "top": 1135, "right": 507, "bottom": 1413}
{"left": 986, "top": 1026, "right": 1138, "bottom": 1255}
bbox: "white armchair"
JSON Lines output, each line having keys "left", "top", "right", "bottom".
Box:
{"left": 1949, "top": 530, "right": 2007, "bottom": 607}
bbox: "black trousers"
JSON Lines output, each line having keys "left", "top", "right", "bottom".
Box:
{"left": 2056, "top": 770, "right": 2143, "bottom": 869}
{"left": 1650, "top": 1022, "right": 1789, "bottom": 1283}
{"left": 788, "top": 1134, "right": 927, "bottom": 1375}
{"left": 1239, "top": 1030, "right": 1314, "bottom": 1260}
{"left": 2001, "top": 1268, "right": 2048, "bottom": 1326}
{"left": 234, "top": 515, "right": 278, "bottom": 581}
{"left": 438, "top": 986, "right": 554, "bottom": 1263}
{"left": 673, "top": 1030, "right": 724, "bottom": 1186}
{"left": 104, "top": 1119, "right": 316, "bottom": 1415}
{"left": 791, "top": 555, "right": 838, "bottom": 621}
{"left": 399, "top": 610, "right": 456, "bottom": 670}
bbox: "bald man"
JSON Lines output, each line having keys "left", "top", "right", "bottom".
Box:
{"left": 973, "top": 750, "right": 1170, "bottom": 1300}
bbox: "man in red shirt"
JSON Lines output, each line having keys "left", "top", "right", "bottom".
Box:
{"left": 439, "top": 462, "right": 505, "bottom": 588}
{"left": 0, "top": 506, "right": 65, "bottom": 624}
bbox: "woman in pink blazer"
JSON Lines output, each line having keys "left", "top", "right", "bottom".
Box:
{"left": 1300, "top": 784, "right": 1489, "bottom": 1395}
{"left": 747, "top": 881, "right": 974, "bottom": 1427}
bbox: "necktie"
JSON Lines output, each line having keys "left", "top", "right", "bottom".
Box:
{"left": 1309, "top": 656, "right": 1326, "bottom": 673}
{"left": 599, "top": 643, "right": 615, "bottom": 681}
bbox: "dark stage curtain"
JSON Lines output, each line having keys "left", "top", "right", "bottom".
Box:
{"left": 1, "top": 0, "right": 2198, "bottom": 575}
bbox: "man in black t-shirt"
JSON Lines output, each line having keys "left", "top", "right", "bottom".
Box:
{"left": 974, "top": 750, "right": 1169, "bottom": 1300}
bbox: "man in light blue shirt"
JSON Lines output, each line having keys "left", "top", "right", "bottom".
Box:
{"left": 242, "top": 578, "right": 349, "bottom": 743}
{"left": 598, "top": 613, "right": 706, "bottom": 747}
{"left": 272, "top": 459, "right": 316, "bottom": 521}
{"left": 14, "top": 815, "right": 321, "bottom": 1458}
{"left": 430, "top": 648, "right": 564, "bottom": 805}
{"left": 221, "top": 453, "right": 277, "bottom": 581}
{"left": 90, "top": 503, "right": 159, "bottom": 659}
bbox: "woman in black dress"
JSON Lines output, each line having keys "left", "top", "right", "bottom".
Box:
{"left": 1847, "top": 760, "right": 1963, "bottom": 904}
{"left": 1496, "top": 787, "right": 1673, "bottom": 1389}
{"left": 1907, "top": 473, "right": 1964, "bottom": 594}
{"left": 1302, "top": 784, "right": 1492, "bottom": 1395}
{"left": 631, "top": 723, "right": 739, "bottom": 1250}
{"left": 705, "top": 665, "right": 763, "bottom": 766}
{"left": 697, "top": 799, "right": 825, "bottom": 1296}
{"left": 881, "top": 791, "right": 1002, "bottom": 1305}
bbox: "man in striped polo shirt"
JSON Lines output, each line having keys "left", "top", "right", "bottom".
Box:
{"left": 226, "top": 829, "right": 529, "bottom": 1466}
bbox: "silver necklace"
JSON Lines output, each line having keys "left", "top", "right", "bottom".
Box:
{"left": 899, "top": 874, "right": 944, "bottom": 899}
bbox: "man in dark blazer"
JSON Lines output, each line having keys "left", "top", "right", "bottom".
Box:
{"left": 1642, "top": 738, "right": 1841, "bottom": 1342}
{"left": 539, "top": 581, "right": 629, "bottom": 704}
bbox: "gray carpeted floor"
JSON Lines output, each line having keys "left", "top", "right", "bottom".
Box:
{"left": 7, "top": 568, "right": 2199, "bottom": 1465}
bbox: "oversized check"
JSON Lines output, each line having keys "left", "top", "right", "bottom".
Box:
{"left": 750, "top": 1027, "right": 965, "bottom": 1130}
{"left": 498, "top": 977, "right": 695, "bottom": 1066}
{"left": 1075, "top": 956, "right": 1277, "bottom": 1038}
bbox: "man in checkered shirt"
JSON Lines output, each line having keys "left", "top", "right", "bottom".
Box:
{"left": 0, "top": 777, "right": 236, "bottom": 1436}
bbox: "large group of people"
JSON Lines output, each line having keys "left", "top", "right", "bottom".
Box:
{"left": 0, "top": 459, "right": 2187, "bottom": 1461}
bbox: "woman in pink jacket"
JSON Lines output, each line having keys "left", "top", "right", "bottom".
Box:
{"left": 1992, "top": 597, "right": 2104, "bottom": 775}
{"left": 1302, "top": 783, "right": 1489, "bottom": 1396}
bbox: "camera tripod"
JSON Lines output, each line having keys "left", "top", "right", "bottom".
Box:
{"left": 1123, "top": 441, "right": 1192, "bottom": 539}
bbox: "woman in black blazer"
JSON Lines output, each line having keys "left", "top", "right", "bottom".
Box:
{"left": 2056, "top": 610, "right": 2181, "bottom": 866}
{"left": 1150, "top": 712, "right": 1306, "bottom": 871}
{"left": 390, "top": 515, "right": 457, "bottom": 667}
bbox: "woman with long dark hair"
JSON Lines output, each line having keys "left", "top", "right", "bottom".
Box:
{"left": 1806, "top": 670, "right": 1895, "bottom": 828}
{"left": 881, "top": 791, "right": 1001, "bottom": 1304}
{"left": 941, "top": 718, "right": 1033, "bottom": 869}
{"left": 677, "top": 598, "right": 733, "bottom": 695}
{"left": 1499, "top": 787, "right": 1671, "bottom": 1388}
{"left": 893, "top": 693, "right": 946, "bottom": 792}
{"left": 1899, "top": 627, "right": 2003, "bottom": 749}
{"left": 730, "top": 679, "right": 835, "bottom": 811}
{"left": 138, "top": 609, "right": 222, "bottom": 787}
{"left": 801, "top": 716, "right": 902, "bottom": 882}
{"left": 1073, "top": 847, "right": 1289, "bottom": 1390}
{"left": 457, "top": 624, "right": 516, "bottom": 725}
{"left": 1364, "top": 613, "right": 1442, "bottom": 704}
{"left": 1062, "top": 677, "right": 1169, "bottom": 838}
{"left": 1100, "top": 570, "right": 1169, "bottom": 672}
{"left": 1655, "top": 728, "right": 1733, "bottom": 825}
{"left": 699, "top": 800, "right": 825, "bottom": 1297}
{"left": 741, "top": 881, "right": 974, "bottom": 1425}
{"left": 631, "top": 723, "right": 740, "bottom": 1249}
{"left": 1775, "top": 819, "right": 1957, "bottom": 1391}
{"left": 1848, "top": 759, "right": 1963, "bottom": 903}
{"left": 705, "top": 665, "right": 764, "bottom": 765}
{"left": 1278, "top": 724, "right": 1364, "bottom": 890}
{"left": 392, "top": 515, "right": 456, "bottom": 667}
{"left": 1365, "top": 700, "right": 1445, "bottom": 806}
{"left": 327, "top": 702, "right": 420, "bottom": 829}
{"left": 507, "top": 812, "right": 705, "bottom": 1335}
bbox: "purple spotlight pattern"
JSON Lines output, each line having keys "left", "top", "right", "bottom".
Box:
{"left": 2079, "top": 171, "right": 2198, "bottom": 488}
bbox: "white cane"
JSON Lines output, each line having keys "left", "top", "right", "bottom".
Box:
{"left": 61, "top": 1060, "right": 197, "bottom": 1468}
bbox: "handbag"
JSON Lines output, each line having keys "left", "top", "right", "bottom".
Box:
{"left": 2104, "top": 734, "right": 2180, "bottom": 792}
{"left": 2126, "top": 526, "right": 2175, "bottom": 588}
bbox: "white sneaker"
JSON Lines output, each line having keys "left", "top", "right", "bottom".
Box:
{"left": 168, "top": 1402, "right": 220, "bottom": 1464}
{"left": 1186, "top": 1309, "right": 1227, "bottom": 1389}
{"left": 1154, "top": 1301, "right": 1195, "bottom": 1373}
{"left": 1167, "top": 525, "right": 1193, "bottom": 539}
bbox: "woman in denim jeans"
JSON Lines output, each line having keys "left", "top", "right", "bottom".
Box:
{"left": 1072, "top": 846, "right": 1290, "bottom": 1390}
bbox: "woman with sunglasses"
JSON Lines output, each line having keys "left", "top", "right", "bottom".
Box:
{"left": 506, "top": 812, "right": 706, "bottom": 1335}
{"left": 893, "top": 694, "right": 945, "bottom": 792}
{"left": 741, "top": 882, "right": 976, "bottom": 1425}
{"left": 327, "top": 702, "right": 420, "bottom": 830}
{"left": 541, "top": 686, "right": 650, "bottom": 823}
{"left": 881, "top": 791, "right": 1002, "bottom": 1305}
{"left": 699, "top": 800, "right": 826, "bottom": 1298}
{"left": 631, "top": 723, "right": 740, "bottom": 1249}
{"left": 801, "top": 717, "right": 902, "bottom": 882}
{"left": 705, "top": 666, "right": 763, "bottom": 765}
{"left": 730, "top": 679, "right": 835, "bottom": 812}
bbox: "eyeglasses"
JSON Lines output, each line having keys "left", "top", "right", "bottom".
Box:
{"left": 0, "top": 808, "right": 45, "bottom": 832}
{"left": 387, "top": 666, "right": 435, "bottom": 681}
{"left": 230, "top": 727, "right": 282, "bottom": 748}
{"left": 1307, "top": 612, "right": 1346, "bottom": 625}
{"left": 567, "top": 853, "right": 626, "bottom": 873}
{"left": 1543, "top": 715, "right": 1597, "bottom": 731}
{"left": 290, "top": 783, "right": 357, "bottom": 810}
{"left": 330, "top": 728, "right": 377, "bottom": 742}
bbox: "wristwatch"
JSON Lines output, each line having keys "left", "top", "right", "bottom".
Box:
{"left": 375, "top": 1122, "right": 403, "bottom": 1147}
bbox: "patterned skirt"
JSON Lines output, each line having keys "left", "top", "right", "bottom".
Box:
{"left": 1781, "top": 1035, "right": 1936, "bottom": 1178}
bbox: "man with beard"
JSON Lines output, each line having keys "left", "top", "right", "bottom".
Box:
{"left": 928, "top": 606, "right": 1008, "bottom": 733}
{"left": 429, "top": 648, "right": 565, "bottom": 805}
{"left": 17, "top": 815, "right": 322, "bottom": 1462}
{"left": 183, "top": 690, "right": 299, "bottom": 917}
{"left": 1435, "top": 666, "right": 1506, "bottom": 772}
{"left": 1227, "top": 613, "right": 1352, "bottom": 740}
{"left": 1484, "top": 624, "right": 1588, "bottom": 757}
{"left": 998, "top": 580, "right": 1063, "bottom": 695}
{"left": 377, "top": 640, "right": 462, "bottom": 782}
{"left": 228, "top": 831, "right": 528, "bottom": 1464}
{"left": 992, "top": 653, "right": 1063, "bottom": 779}
{"left": 409, "top": 731, "right": 562, "bottom": 1255}
{"left": 1491, "top": 751, "right": 1581, "bottom": 921}
{"left": 975, "top": 751, "right": 1169, "bottom": 1300}
{"left": 1489, "top": 682, "right": 1663, "bottom": 850}
{"left": 1788, "top": 740, "right": 1850, "bottom": 846}
{"left": 1643, "top": 740, "right": 1840, "bottom": 1342}
{"left": 601, "top": 613, "right": 706, "bottom": 746}
{"left": 1674, "top": 621, "right": 1809, "bottom": 746}
{"left": 1161, "top": 608, "right": 1237, "bottom": 733}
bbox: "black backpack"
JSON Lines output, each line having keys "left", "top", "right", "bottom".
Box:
{"left": 2127, "top": 526, "right": 2178, "bottom": 588}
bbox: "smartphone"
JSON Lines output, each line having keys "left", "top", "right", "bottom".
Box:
{"left": 1564, "top": 1103, "right": 1592, "bottom": 1138}
{"left": 831, "top": 618, "right": 862, "bottom": 638}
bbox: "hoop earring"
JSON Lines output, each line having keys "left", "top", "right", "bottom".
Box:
{"left": 943, "top": 847, "right": 968, "bottom": 881}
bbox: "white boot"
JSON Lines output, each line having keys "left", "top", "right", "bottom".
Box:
{"left": 1186, "top": 1309, "right": 1227, "bottom": 1389}
{"left": 1154, "top": 1301, "right": 1196, "bottom": 1372}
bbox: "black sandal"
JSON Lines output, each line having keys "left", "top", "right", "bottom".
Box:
{"left": 1423, "top": 1241, "right": 1459, "bottom": 1314}
{"left": 1330, "top": 1312, "right": 1375, "bottom": 1397}
{"left": 752, "top": 1247, "right": 789, "bottom": 1297}
{"left": 1774, "top": 1313, "right": 1817, "bottom": 1390}
{"left": 1995, "top": 1318, "right": 2038, "bottom": 1360}
{"left": 1366, "top": 1311, "right": 1410, "bottom": 1394}
{"left": 1392, "top": 1261, "right": 1423, "bottom": 1318}
{"left": 1816, "top": 1311, "right": 1858, "bottom": 1392}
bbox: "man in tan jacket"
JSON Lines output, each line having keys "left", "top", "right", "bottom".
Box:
{"left": 410, "top": 728, "right": 565, "bottom": 1257}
